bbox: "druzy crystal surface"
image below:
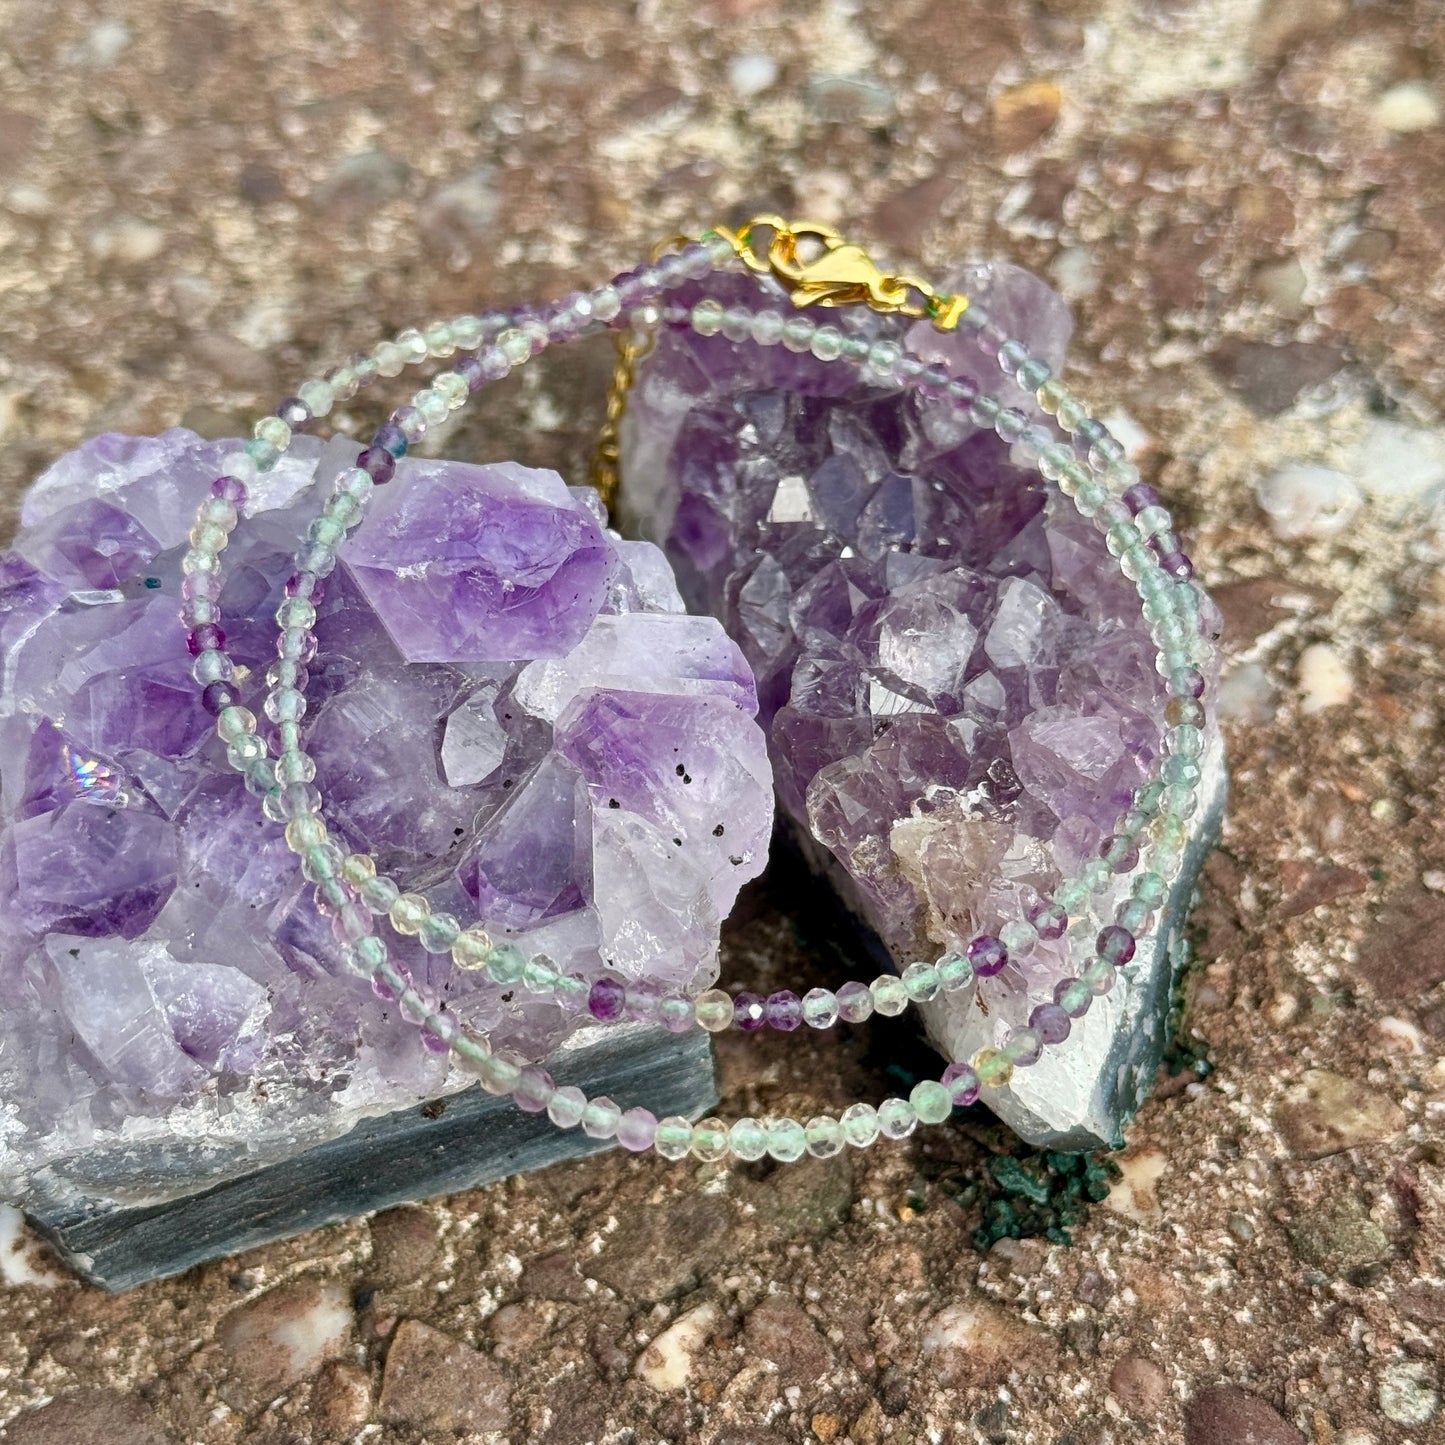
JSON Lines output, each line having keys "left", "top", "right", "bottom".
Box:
{"left": 622, "top": 265, "right": 1225, "bottom": 1148}
{"left": 0, "top": 431, "right": 768, "bottom": 1208}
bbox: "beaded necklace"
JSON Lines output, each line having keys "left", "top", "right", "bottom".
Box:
{"left": 176, "top": 221, "right": 1214, "bottom": 1163}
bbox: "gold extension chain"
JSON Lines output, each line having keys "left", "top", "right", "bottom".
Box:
{"left": 592, "top": 217, "right": 969, "bottom": 516}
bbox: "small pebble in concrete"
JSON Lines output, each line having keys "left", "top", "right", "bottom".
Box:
{"left": 1255, "top": 463, "right": 1362, "bottom": 540}
{"left": 635, "top": 1301, "right": 718, "bottom": 1392}
{"left": 728, "top": 53, "right": 779, "bottom": 97}
{"left": 1373, "top": 80, "right": 1442, "bottom": 133}
{"left": 1378, "top": 1359, "right": 1440, "bottom": 1426}
{"left": 1296, "top": 642, "right": 1352, "bottom": 714}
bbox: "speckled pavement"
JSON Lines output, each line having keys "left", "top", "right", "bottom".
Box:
{"left": 1, "top": 2, "right": 1442, "bottom": 1442}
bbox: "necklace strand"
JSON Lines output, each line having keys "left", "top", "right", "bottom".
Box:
{"left": 176, "top": 233, "right": 1214, "bottom": 1160}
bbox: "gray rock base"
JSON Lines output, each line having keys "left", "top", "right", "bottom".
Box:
{"left": 23, "top": 1024, "right": 716, "bottom": 1292}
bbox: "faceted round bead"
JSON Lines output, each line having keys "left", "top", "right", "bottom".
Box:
{"left": 201, "top": 680, "right": 239, "bottom": 716}
{"left": 226, "top": 737, "right": 266, "bottom": 769}
{"left": 1132, "top": 871, "right": 1168, "bottom": 907}
{"left": 840, "top": 1102, "right": 880, "bottom": 1148}
{"left": 763, "top": 1117, "right": 807, "bottom": 1162}
{"left": 1003, "top": 1027, "right": 1043, "bottom": 1068}
{"left": 901, "top": 961, "right": 940, "bottom": 1002}
{"left": 1029, "top": 1001, "right": 1072, "bottom": 1045}
{"left": 765, "top": 990, "right": 802, "bottom": 1031}
{"left": 455, "top": 355, "right": 484, "bottom": 392}
{"left": 211, "top": 474, "right": 249, "bottom": 506}
{"left": 581, "top": 1097, "right": 622, "bottom": 1140}
{"left": 973, "top": 1048, "right": 1015, "bottom": 1089}
{"left": 728, "top": 1117, "right": 768, "bottom": 1162}
{"left": 690, "top": 1118, "right": 730, "bottom": 1163}
{"left": 254, "top": 414, "right": 291, "bottom": 451}
{"left": 263, "top": 686, "right": 306, "bottom": 724}
{"left": 780, "top": 315, "right": 814, "bottom": 353}
{"left": 870, "top": 975, "right": 908, "bottom": 1017}
{"left": 616, "top": 1107, "right": 658, "bottom": 1152}
{"left": 451, "top": 928, "right": 492, "bottom": 970}
{"left": 694, "top": 988, "right": 733, "bottom": 1032}
{"left": 270, "top": 780, "right": 320, "bottom": 826}
{"left": 801, "top": 987, "right": 839, "bottom": 1029}
{"left": 547, "top": 1085, "right": 587, "bottom": 1130}
{"left": 488, "top": 943, "right": 526, "bottom": 985}
{"left": 999, "top": 919, "right": 1038, "bottom": 956}
{"left": 941, "top": 1062, "right": 980, "bottom": 1108}
{"left": 1027, "top": 900, "right": 1069, "bottom": 941}
{"left": 936, "top": 951, "right": 974, "bottom": 993}
{"left": 418, "top": 911, "right": 460, "bottom": 954}
{"left": 877, "top": 1097, "right": 916, "bottom": 1139}
{"left": 274, "top": 750, "right": 316, "bottom": 786}
{"left": 810, "top": 325, "right": 843, "bottom": 361}
{"left": 865, "top": 339, "right": 903, "bottom": 376}
{"left": 192, "top": 650, "right": 235, "bottom": 686}
{"left": 1055, "top": 978, "right": 1092, "bottom": 1018}
{"left": 836, "top": 980, "right": 874, "bottom": 1023}
{"left": 1117, "top": 899, "right": 1152, "bottom": 935}
{"left": 343, "top": 935, "right": 387, "bottom": 979}
{"left": 1083, "top": 958, "right": 1118, "bottom": 995}
{"left": 590, "top": 285, "right": 621, "bottom": 322}
{"left": 967, "top": 935, "right": 1008, "bottom": 977}
{"left": 658, "top": 995, "right": 693, "bottom": 1033}
{"left": 1096, "top": 925, "right": 1137, "bottom": 965}
{"left": 513, "top": 1065, "right": 555, "bottom": 1113}
{"left": 1101, "top": 835, "right": 1140, "bottom": 874}
{"left": 478, "top": 1053, "right": 522, "bottom": 1097}
{"left": 359, "top": 873, "right": 400, "bottom": 914}
{"left": 297, "top": 378, "right": 334, "bottom": 418}
{"left": 370, "top": 962, "right": 409, "bottom": 1006}
{"left": 522, "top": 956, "right": 558, "bottom": 993}
{"left": 1165, "top": 695, "right": 1206, "bottom": 728}
{"left": 301, "top": 842, "right": 343, "bottom": 882}
{"left": 246, "top": 438, "right": 281, "bottom": 472}
{"left": 331, "top": 900, "right": 372, "bottom": 945}
{"left": 283, "top": 814, "right": 327, "bottom": 852}
{"left": 359, "top": 446, "right": 396, "bottom": 483}
{"left": 691, "top": 298, "right": 724, "bottom": 336}
{"left": 910, "top": 1080, "right": 953, "bottom": 1125}
{"left": 804, "top": 1115, "right": 845, "bottom": 1158}
{"left": 733, "top": 991, "right": 766, "bottom": 1032}
{"left": 654, "top": 1116, "right": 693, "bottom": 1160}
{"left": 1160, "top": 551, "right": 1194, "bottom": 582}
{"left": 624, "top": 978, "right": 664, "bottom": 1021}
{"left": 388, "top": 893, "right": 430, "bottom": 935}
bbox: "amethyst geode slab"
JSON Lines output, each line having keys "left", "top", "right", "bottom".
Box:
{"left": 0, "top": 430, "right": 767, "bottom": 1231}
{"left": 621, "top": 264, "right": 1225, "bottom": 1150}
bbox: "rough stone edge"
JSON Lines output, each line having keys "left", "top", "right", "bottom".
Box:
{"left": 922, "top": 729, "right": 1229, "bottom": 1151}
{"left": 21, "top": 1023, "right": 717, "bottom": 1292}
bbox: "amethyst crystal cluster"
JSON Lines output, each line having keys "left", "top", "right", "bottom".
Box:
{"left": 0, "top": 431, "right": 768, "bottom": 1201}
{"left": 622, "top": 265, "right": 1225, "bottom": 1148}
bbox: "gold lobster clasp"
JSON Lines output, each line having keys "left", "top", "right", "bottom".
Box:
{"left": 722, "top": 216, "right": 967, "bottom": 330}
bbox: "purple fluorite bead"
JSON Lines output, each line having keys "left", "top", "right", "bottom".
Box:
{"left": 359, "top": 446, "right": 396, "bottom": 483}
{"left": 942, "top": 1062, "right": 980, "bottom": 1107}
{"left": 967, "top": 936, "right": 1009, "bottom": 977}
{"left": 765, "top": 989, "right": 802, "bottom": 1031}
{"left": 1029, "top": 1001, "right": 1072, "bottom": 1045}
{"left": 733, "top": 991, "right": 766, "bottom": 1032}
{"left": 1096, "top": 925, "right": 1136, "bottom": 965}
{"left": 212, "top": 475, "right": 248, "bottom": 505}
{"left": 588, "top": 976, "right": 626, "bottom": 1022}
